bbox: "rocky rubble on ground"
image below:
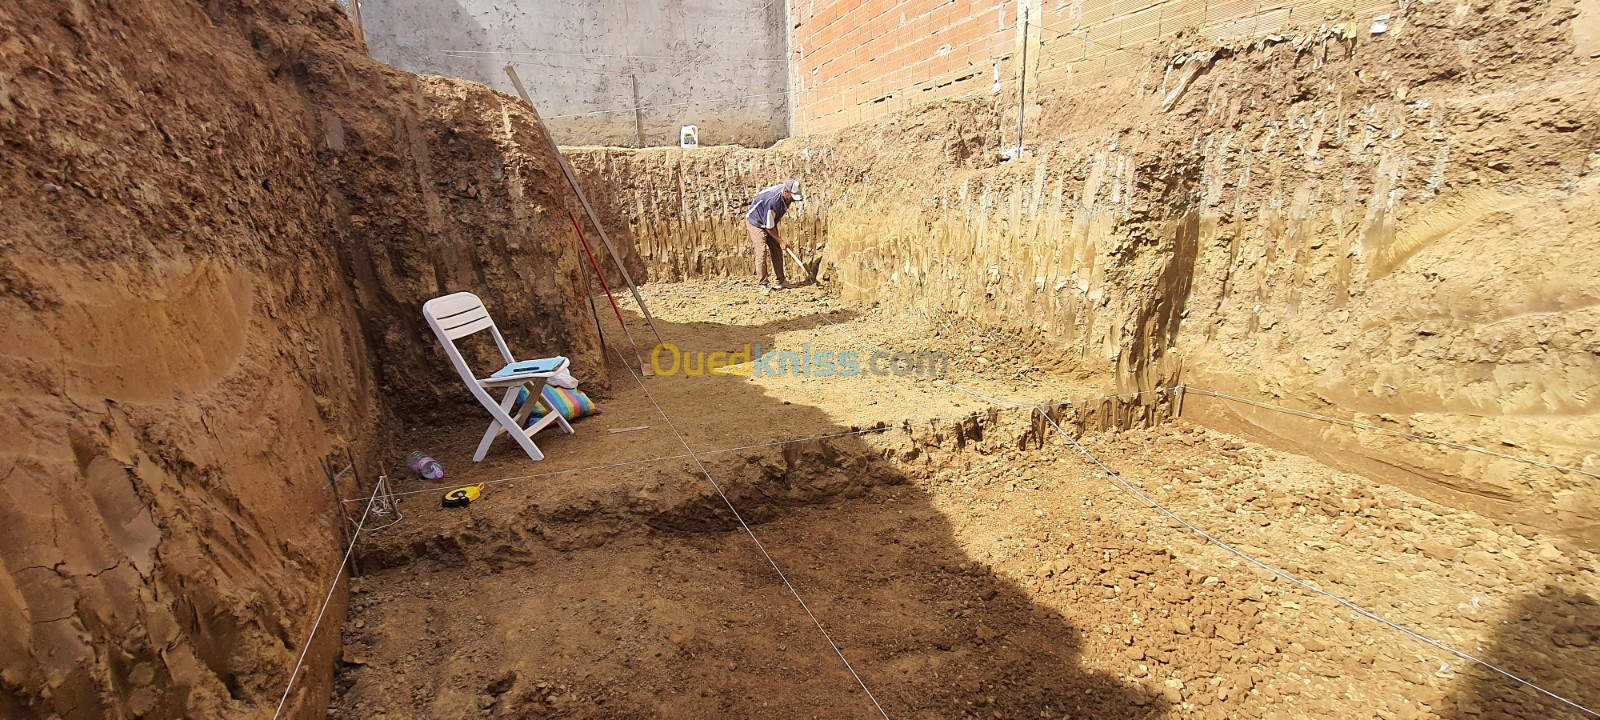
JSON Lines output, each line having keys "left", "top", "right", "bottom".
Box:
{"left": 332, "top": 405, "right": 1599, "bottom": 719}
{"left": 922, "top": 421, "right": 1600, "bottom": 718}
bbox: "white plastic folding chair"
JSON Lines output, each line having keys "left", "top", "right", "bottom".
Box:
{"left": 422, "top": 292, "right": 575, "bottom": 462}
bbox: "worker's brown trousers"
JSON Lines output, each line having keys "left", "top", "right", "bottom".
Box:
{"left": 747, "top": 221, "right": 786, "bottom": 287}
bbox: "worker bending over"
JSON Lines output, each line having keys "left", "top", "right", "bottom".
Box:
{"left": 745, "top": 178, "right": 803, "bottom": 291}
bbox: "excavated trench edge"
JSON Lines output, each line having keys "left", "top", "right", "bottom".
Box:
{"left": 358, "top": 392, "right": 1174, "bottom": 572}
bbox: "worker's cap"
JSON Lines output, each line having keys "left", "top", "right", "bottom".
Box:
{"left": 783, "top": 178, "right": 805, "bottom": 201}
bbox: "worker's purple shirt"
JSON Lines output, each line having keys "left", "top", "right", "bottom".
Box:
{"left": 745, "top": 184, "right": 791, "bottom": 230}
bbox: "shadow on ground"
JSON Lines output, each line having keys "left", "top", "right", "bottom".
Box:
{"left": 1442, "top": 584, "right": 1600, "bottom": 720}
{"left": 332, "top": 305, "right": 1167, "bottom": 719}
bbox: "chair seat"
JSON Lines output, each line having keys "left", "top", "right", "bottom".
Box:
{"left": 423, "top": 291, "right": 574, "bottom": 464}
{"left": 480, "top": 356, "right": 569, "bottom": 387}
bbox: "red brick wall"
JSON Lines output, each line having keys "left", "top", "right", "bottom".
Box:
{"left": 789, "top": 0, "right": 1397, "bottom": 136}
{"left": 790, "top": 0, "right": 1016, "bottom": 134}
{"left": 1030, "top": 0, "right": 1395, "bottom": 88}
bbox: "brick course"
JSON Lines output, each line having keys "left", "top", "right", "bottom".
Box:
{"left": 790, "top": 0, "right": 1395, "bottom": 134}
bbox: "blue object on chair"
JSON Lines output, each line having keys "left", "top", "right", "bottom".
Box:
{"left": 491, "top": 356, "right": 568, "bottom": 378}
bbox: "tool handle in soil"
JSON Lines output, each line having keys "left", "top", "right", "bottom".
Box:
{"left": 784, "top": 247, "right": 811, "bottom": 281}
{"left": 503, "top": 64, "right": 665, "bottom": 347}
{"left": 569, "top": 211, "right": 653, "bottom": 376}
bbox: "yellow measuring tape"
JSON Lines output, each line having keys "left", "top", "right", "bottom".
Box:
{"left": 441, "top": 483, "right": 485, "bottom": 508}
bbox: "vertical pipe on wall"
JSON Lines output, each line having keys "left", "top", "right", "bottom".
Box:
{"left": 1015, "top": 4, "right": 1028, "bottom": 154}
{"left": 631, "top": 74, "right": 645, "bottom": 147}
{"left": 784, "top": 0, "right": 797, "bottom": 138}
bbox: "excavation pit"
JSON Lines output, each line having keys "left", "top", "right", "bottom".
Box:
{"left": 328, "top": 283, "right": 1600, "bottom": 720}
{"left": 11, "top": 1, "right": 1600, "bottom": 717}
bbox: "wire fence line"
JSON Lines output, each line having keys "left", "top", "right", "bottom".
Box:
{"left": 594, "top": 314, "right": 893, "bottom": 718}
{"left": 487, "top": 57, "right": 638, "bottom": 76}
{"left": 442, "top": 48, "right": 787, "bottom": 63}
{"left": 271, "top": 478, "right": 384, "bottom": 719}
{"left": 743, "top": 287, "right": 1597, "bottom": 716}
{"left": 546, "top": 91, "right": 793, "bottom": 120}
{"left": 282, "top": 280, "right": 1595, "bottom": 717}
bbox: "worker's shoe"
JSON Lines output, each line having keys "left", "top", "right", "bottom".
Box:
{"left": 772, "top": 282, "right": 786, "bottom": 291}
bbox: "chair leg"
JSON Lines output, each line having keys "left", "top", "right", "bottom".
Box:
{"left": 506, "top": 422, "right": 546, "bottom": 463}
{"left": 502, "top": 383, "right": 546, "bottom": 462}
{"left": 473, "top": 386, "right": 524, "bottom": 462}
{"left": 530, "top": 390, "right": 577, "bottom": 435}
{"left": 512, "top": 385, "right": 539, "bottom": 428}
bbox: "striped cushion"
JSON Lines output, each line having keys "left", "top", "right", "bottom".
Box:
{"left": 515, "top": 384, "right": 600, "bottom": 421}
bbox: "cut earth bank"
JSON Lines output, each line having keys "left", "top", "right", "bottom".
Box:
{"left": 3, "top": 0, "right": 1598, "bottom": 719}
{"left": 567, "top": 0, "right": 1600, "bottom": 545}
{"left": 2, "top": 0, "right": 602, "bottom": 717}
{"left": 335, "top": 282, "right": 1600, "bottom": 720}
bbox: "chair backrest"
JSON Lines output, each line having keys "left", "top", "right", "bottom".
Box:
{"left": 423, "top": 292, "right": 515, "bottom": 382}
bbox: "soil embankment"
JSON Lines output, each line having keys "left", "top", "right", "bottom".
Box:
{"left": 330, "top": 283, "right": 1600, "bottom": 718}
{"left": 1, "top": 2, "right": 599, "bottom": 717}
{"left": 567, "top": 2, "right": 1600, "bottom": 543}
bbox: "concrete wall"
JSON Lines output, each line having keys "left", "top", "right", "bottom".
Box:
{"left": 358, "top": 0, "right": 789, "bottom": 147}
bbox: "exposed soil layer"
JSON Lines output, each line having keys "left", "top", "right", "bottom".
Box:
{"left": 566, "top": 0, "right": 1600, "bottom": 544}
{"left": 364, "top": 279, "right": 1140, "bottom": 568}
{"left": 333, "top": 283, "right": 1600, "bottom": 719}
{"left": 1, "top": 1, "right": 601, "bottom": 717}
{"left": 6, "top": 0, "right": 1598, "bottom": 717}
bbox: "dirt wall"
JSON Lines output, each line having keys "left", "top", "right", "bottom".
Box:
{"left": 566, "top": 145, "right": 824, "bottom": 283}
{"left": 1, "top": 1, "right": 599, "bottom": 718}
{"left": 567, "top": 1, "right": 1600, "bottom": 544}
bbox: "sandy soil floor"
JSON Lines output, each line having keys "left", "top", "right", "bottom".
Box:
{"left": 372, "top": 279, "right": 1110, "bottom": 524}
{"left": 329, "top": 282, "right": 1600, "bottom": 719}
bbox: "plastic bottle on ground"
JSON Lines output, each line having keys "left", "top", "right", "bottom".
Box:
{"left": 406, "top": 451, "right": 444, "bottom": 480}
